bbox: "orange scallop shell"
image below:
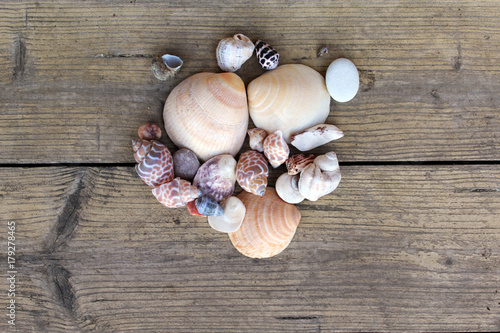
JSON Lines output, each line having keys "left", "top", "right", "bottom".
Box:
{"left": 228, "top": 188, "right": 301, "bottom": 258}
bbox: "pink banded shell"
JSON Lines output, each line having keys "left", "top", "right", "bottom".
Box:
{"left": 152, "top": 177, "right": 201, "bottom": 208}
{"left": 263, "top": 130, "right": 290, "bottom": 168}
{"left": 236, "top": 150, "right": 269, "bottom": 196}
{"left": 133, "top": 139, "right": 174, "bottom": 187}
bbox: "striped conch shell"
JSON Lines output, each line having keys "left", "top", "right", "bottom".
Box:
{"left": 255, "top": 40, "right": 280, "bottom": 70}
{"left": 163, "top": 72, "right": 249, "bottom": 162}
{"left": 298, "top": 152, "right": 341, "bottom": 201}
{"left": 132, "top": 139, "right": 173, "bottom": 188}
{"left": 152, "top": 177, "right": 201, "bottom": 208}
{"left": 236, "top": 150, "right": 269, "bottom": 196}
{"left": 247, "top": 64, "right": 331, "bottom": 142}
{"left": 229, "top": 188, "right": 301, "bottom": 258}
{"left": 216, "top": 33, "right": 255, "bottom": 72}
{"left": 263, "top": 130, "right": 289, "bottom": 168}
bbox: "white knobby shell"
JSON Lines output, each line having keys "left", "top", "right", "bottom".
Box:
{"left": 325, "top": 58, "right": 359, "bottom": 102}
{"left": 290, "top": 124, "right": 344, "bottom": 151}
{"left": 208, "top": 196, "right": 246, "bottom": 233}
{"left": 247, "top": 64, "right": 331, "bottom": 142}
{"left": 314, "top": 151, "right": 339, "bottom": 172}
{"left": 276, "top": 173, "right": 304, "bottom": 204}
{"left": 217, "top": 34, "right": 255, "bottom": 72}
{"left": 298, "top": 152, "right": 341, "bottom": 201}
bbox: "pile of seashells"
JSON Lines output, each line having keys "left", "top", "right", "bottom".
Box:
{"left": 133, "top": 33, "right": 360, "bottom": 258}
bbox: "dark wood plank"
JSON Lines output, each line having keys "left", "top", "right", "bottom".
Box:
{"left": 0, "top": 0, "right": 499, "bottom": 163}
{"left": 1, "top": 165, "right": 499, "bottom": 332}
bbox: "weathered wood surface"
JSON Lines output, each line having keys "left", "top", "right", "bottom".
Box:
{"left": 1, "top": 165, "right": 499, "bottom": 332}
{"left": 1, "top": 0, "right": 500, "bottom": 163}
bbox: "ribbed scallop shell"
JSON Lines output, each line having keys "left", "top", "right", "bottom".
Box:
{"left": 163, "top": 72, "right": 249, "bottom": 161}
{"left": 216, "top": 34, "right": 255, "bottom": 72}
{"left": 152, "top": 177, "right": 201, "bottom": 208}
{"left": 263, "top": 130, "right": 289, "bottom": 168}
{"left": 132, "top": 139, "right": 174, "bottom": 188}
{"left": 229, "top": 188, "right": 301, "bottom": 258}
{"left": 236, "top": 150, "right": 269, "bottom": 196}
{"left": 247, "top": 64, "right": 331, "bottom": 142}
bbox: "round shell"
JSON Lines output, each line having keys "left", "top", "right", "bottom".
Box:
{"left": 132, "top": 139, "right": 174, "bottom": 188}
{"left": 247, "top": 64, "right": 331, "bottom": 142}
{"left": 216, "top": 34, "right": 255, "bottom": 72}
{"left": 173, "top": 148, "right": 200, "bottom": 181}
{"left": 208, "top": 196, "right": 246, "bottom": 233}
{"left": 228, "top": 188, "right": 301, "bottom": 258}
{"left": 163, "top": 72, "right": 249, "bottom": 161}
{"left": 193, "top": 154, "right": 237, "bottom": 203}
{"left": 236, "top": 150, "right": 269, "bottom": 196}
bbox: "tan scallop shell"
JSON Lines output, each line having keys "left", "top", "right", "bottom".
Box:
{"left": 228, "top": 188, "right": 301, "bottom": 258}
{"left": 163, "top": 72, "right": 249, "bottom": 161}
{"left": 247, "top": 64, "right": 331, "bottom": 142}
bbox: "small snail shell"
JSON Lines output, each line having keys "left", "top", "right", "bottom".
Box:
{"left": 255, "top": 40, "right": 280, "bottom": 70}
{"left": 173, "top": 148, "right": 200, "bottom": 181}
{"left": 290, "top": 124, "right": 344, "bottom": 152}
{"left": 151, "top": 54, "right": 183, "bottom": 80}
{"left": 138, "top": 123, "right": 161, "bottom": 141}
{"left": 298, "top": 152, "right": 341, "bottom": 201}
{"left": 247, "top": 64, "right": 331, "bottom": 142}
{"left": 132, "top": 139, "right": 174, "bottom": 188}
{"left": 263, "top": 130, "right": 289, "bottom": 168}
{"left": 247, "top": 128, "right": 268, "bottom": 152}
{"left": 228, "top": 188, "right": 301, "bottom": 258}
{"left": 275, "top": 173, "right": 304, "bottom": 204}
{"left": 208, "top": 196, "right": 246, "bottom": 233}
{"left": 216, "top": 33, "right": 255, "bottom": 72}
{"left": 193, "top": 154, "right": 237, "bottom": 202}
{"left": 187, "top": 200, "right": 206, "bottom": 217}
{"left": 236, "top": 150, "right": 269, "bottom": 196}
{"left": 195, "top": 195, "right": 224, "bottom": 216}
{"left": 163, "top": 72, "right": 249, "bottom": 161}
{"left": 152, "top": 177, "right": 201, "bottom": 208}
{"left": 286, "top": 154, "right": 315, "bottom": 175}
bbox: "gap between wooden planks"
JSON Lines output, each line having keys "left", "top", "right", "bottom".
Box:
{"left": 0, "top": 165, "right": 498, "bottom": 332}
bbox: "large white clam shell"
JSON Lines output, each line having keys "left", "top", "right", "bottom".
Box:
{"left": 163, "top": 72, "right": 249, "bottom": 161}
{"left": 247, "top": 64, "right": 331, "bottom": 142}
{"left": 216, "top": 34, "right": 255, "bottom": 72}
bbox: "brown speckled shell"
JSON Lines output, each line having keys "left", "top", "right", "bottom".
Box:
{"left": 152, "top": 177, "right": 201, "bottom": 208}
{"left": 263, "top": 130, "right": 289, "bottom": 168}
{"left": 133, "top": 139, "right": 174, "bottom": 188}
{"left": 228, "top": 188, "right": 301, "bottom": 258}
{"left": 286, "top": 154, "right": 315, "bottom": 175}
{"left": 236, "top": 150, "right": 269, "bottom": 196}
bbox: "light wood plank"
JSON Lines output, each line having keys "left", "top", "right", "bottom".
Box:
{"left": 0, "top": 0, "right": 500, "bottom": 163}
{"left": 1, "top": 165, "right": 499, "bottom": 332}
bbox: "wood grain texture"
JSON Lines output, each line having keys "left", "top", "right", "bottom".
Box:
{"left": 0, "top": 0, "right": 499, "bottom": 163}
{"left": 1, "top": 165, "right": 499, "bottom": 332}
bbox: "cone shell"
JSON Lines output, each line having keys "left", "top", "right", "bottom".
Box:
{"left": 195, "top": 195, "right": 224, "bottom": 216}
{"left": 229, "top": 188, "right": 301, "bottom": 258}
{"left": 133, "top": 139, "right": 174, "bottom": 188}
{"left": 152, "top": 177, "right": 201, "bottom": 208}
{"left": 236, "top": 150, "right": 269, "bottom": 196}
{"left": 263, "top": 130, "right": 289, "bottom": 168}
{"left": 216, "top": 33, "right": 255, "bottom": 72}
{"left": 163, "top": 72, "right": 249, "bottom": 161}
{"left": 193, "top": 154, "right": 237, "bottom": 203}
{"left": 247, "top": 64, "right": 331, "bottom": 142}
{"left": 255, "top": 40, "right": 280, "bottom": 70}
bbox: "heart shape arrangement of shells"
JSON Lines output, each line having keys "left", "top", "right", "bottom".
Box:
{"left": 133, "top": 33, "right": 360, "bottom": 259}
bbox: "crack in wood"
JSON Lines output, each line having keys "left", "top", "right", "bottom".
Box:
{"left": 276, "top": 315, "right": 320, "bottom": 320}
{"left": 95, "top": 53, "right": 154, "bottom": 58}
{"left": 454, "top": 188, "right": 499, "bottom": 193}
{"left": 13, "top": 35, "right": 27, "bottom": 79}
{"left": 47, "top": 263, "right": 76, "bottom": 314}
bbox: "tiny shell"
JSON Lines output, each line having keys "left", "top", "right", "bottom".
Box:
{"left": 208, "top": 196, "right": 246, "bottom": 233}
{"left": 247, "top": 128, "right": 268, "bottom": 152}
{"left": 195, "top": 195, "right": 224, "bottom": 216}
{"left": 173, "top": 148, "right": 200, "bottom": 181}
{"left": 236, "top": 150, "right": 269, "bottom": 196}
{"left": 152, "top": 177, "right": 201, "bottom": 208}
{"left": 286, "top": 154, "right": 315, "bottom": 175}
{"left": 255, "top": 40, "right": 280, "bottom": 70}
{"left": 151, "top": 54, "right": 183, "bottom": 80}
{"left": 229, "top": 188, "right": 301, "bottom": 258}
{"left": 263, "top": 130, "right": 289, "bottom": 168}
{"left": 138, "top": 123, "right": 161, "bottom": 141}
{"left": 275, "top": 173, "right": 304, "bottom": 204}
{"left": 290, "top": 124, "right": 344, "bottom": 151}
{"left": 132, "top": 139, "right": 174, "bottom": 187}
{"left": 187, "top": 200, "right": 206, "bottom": 217}
{"left": 317, "top": 45, "right": 329, "bottom": 57}
{"left": 216, "top": 33, "right": 255, "bottom": 72}
{"left": 193, "top": 154, "right": 237, "bottom": 202}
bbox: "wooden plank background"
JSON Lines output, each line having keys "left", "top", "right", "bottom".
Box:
{"left": 0, "top": 0, "right": 499, "bottom": 332}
